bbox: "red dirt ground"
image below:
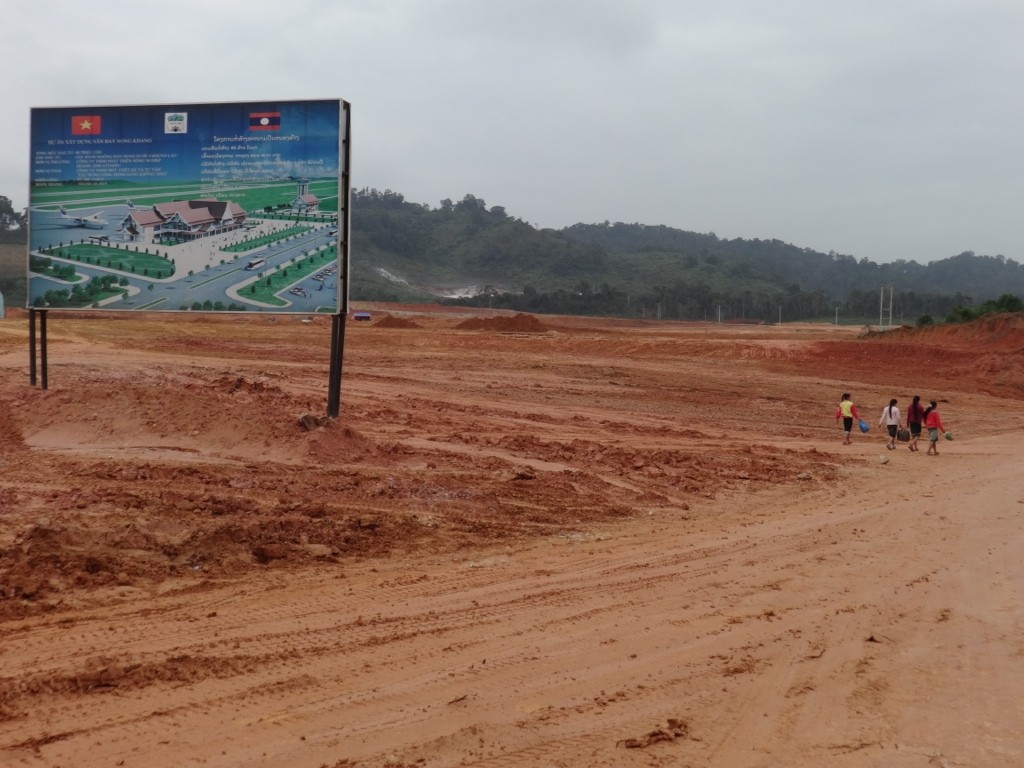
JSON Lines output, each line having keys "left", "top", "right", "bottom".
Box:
{"left": 1, "top": 306, "right": 1022, "bottom": 767}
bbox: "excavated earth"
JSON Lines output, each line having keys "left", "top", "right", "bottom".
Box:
{"left": 1, "top": 306, "right": 1022, "bottom": 767}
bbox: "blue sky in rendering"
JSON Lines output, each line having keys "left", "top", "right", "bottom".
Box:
{"left": 30, "top": 101, "right": 341, "bottom": 187}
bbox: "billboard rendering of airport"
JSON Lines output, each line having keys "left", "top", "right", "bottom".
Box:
{"left": 28, "top": 99, "right": 348, "bottom": 314}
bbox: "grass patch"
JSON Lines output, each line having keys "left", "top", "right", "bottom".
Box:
{"left": 220, "top": 226, "right": 313, "bottom": 253}
{"left": 37, "top": 243, "right": 174, "bottom": 278}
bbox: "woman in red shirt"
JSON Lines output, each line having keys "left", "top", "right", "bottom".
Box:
{"left": 923, "top": 400, "right": 946, "bottom": 455}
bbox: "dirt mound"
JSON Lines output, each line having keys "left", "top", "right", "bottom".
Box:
{"left": 771, "top": 312, "right": 1024, "bottom": 400}
{"left": 454, "top": 312, "right": 548, "bottom": 333}
{"left": 373, "top": 315, "right": 422, "bottom": 329}
{"left": 872, "top": 312, "right": 1024, "bottom": 351}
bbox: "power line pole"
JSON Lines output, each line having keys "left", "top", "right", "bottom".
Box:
{"left": 879, "top": 286, "right": 893, "bottom": 329}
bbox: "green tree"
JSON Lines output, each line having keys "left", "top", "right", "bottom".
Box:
{"left": 993, "top": 293, "right": 1024, "bottom": 313}
{"left": 0, "top": 195, "right": 27, "bottom": 242}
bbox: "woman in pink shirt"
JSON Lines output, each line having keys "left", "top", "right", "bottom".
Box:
{"left": 923, "top": 400, "right": 946, "bottom": 455}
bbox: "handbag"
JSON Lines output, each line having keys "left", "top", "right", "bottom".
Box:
{"left": 897, "top": 427, "right": 910, "bottom": 442}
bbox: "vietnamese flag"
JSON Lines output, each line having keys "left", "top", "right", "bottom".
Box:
{"left": 249, "top": 112, "right": 281, "bottom": 131}
{"left": 71, "top": 115, "right": 102, "bottom": 135}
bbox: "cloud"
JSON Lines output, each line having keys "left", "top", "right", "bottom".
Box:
{"left": 3, "top": 0, "right": 1024, "bottom": 263}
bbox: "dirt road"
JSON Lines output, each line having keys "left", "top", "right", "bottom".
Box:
{"left": 1, "top": 309, "right": 1022, "bottom": 767}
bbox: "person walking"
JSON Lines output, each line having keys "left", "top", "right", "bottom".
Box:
{"left": 836, "top": 393, "right": 861, "bottom": 445}
{"left": 879, "top": 398, "right": 901, "bottom": 450}
{"left": 906, "top": 395, "right": 925, "bottom": 452}
{"left": 923, "top": 400, "right": 947, "bottom": 455}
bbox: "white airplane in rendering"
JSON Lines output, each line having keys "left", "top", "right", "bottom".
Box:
{"left": 57, "top": 205, "right": 107, "bottom": 229}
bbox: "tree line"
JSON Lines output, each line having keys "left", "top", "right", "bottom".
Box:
{"left": 443, "top": 280, "right": 1012, "bottom": 324}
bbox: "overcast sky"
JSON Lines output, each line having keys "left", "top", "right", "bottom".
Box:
{"left": 3, "top": 0, "right": 1022, "bottom": 264}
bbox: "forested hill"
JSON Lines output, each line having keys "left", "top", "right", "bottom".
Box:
{"left": 351, "top": 189, "right": 1024, "bottom": 321}
{"left": 561, "top": 222, "right": 1024, "bottom": 302}
{"left": 349, "top": 190, "right": 607, "bottom": 299}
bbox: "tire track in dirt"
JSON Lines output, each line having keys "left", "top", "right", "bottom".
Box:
{"left": 4, "top": 454, "right": 1019, "bottom": 765}
{"left": 0, "top": 475, "right": 941, "bottom": 765}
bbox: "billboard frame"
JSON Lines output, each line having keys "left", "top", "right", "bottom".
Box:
{"left": 26, "top": 99, "right": 351, "bottom": 419}
{"left": 27, "top": 98, "right": 347, "bottom": 316}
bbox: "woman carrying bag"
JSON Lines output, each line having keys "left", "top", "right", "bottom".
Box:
{"left": 878, "top": 398, "right": 900, "bottom": 450}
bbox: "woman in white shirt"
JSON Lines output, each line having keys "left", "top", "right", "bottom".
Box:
{"left": 878, "top": 399, "right": 901, "bottom": 450}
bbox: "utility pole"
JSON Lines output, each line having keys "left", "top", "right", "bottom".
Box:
{"left": 879, "top": 286, "right": 893, "bottom": 329}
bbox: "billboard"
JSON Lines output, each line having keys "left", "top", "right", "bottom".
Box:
{"left": 28, "top": 99, "right": 349, "bottom": 314}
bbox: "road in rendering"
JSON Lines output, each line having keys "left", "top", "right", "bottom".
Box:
{"left": 29, "top": 202, "right": 340, "bottom": 313}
